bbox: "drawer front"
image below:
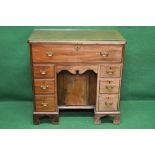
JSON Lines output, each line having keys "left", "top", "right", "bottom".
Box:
{"left": 100, "top": 64, "right": 122, "bottom": 77}
{"left": 32, "top": 45, "right": 123, "bottom": 63}
{"left": 99, "top": 79, "right": 120, "bottom": 94}
{"left": 33, "top": 65, "right": 55, "bottom": 78}
{"left": 98, "top": 94, "right": 119, "bottom": 112}
{"left": 34, "top": 79, "right": 55, "bottom": 94}
{"left": 35, "top": 95, "right": 56, "bottom": 112}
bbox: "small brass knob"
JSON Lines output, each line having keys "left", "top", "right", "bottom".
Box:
{"left": 40, "top": 85, "right": 49, "bottom": 90}
{"left": 41, "top": 102, "right": 48, "bottom": 107}
{"left": 46, "top": 51, "right": 54, "bottom": 57}
{"left": 100, "top": 51, "right": 109, "bottom": 57}
{"left": 39, "top": 70, "right": 47, "bottom": 75}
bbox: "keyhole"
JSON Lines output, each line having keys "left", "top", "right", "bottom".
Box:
{"left": 75, "top": 46, "right": 81, "bottom": 51}
{"left": 76, "top": 70, "right": 79, "bottom": 74}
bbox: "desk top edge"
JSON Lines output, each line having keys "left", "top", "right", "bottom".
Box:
{"left": 28, "top": 29, "right": 126, "bottom": 44}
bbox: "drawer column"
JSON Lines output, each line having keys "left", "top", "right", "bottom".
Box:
{"left": 94, "top": 64, "right": 122, "bottom": 124}
{"left": 32, "top": 64, "right": 59, "bottom": 125}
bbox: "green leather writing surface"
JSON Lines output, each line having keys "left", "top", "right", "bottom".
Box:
{"left": 28, "top": 29, "right": 126, "bottom": 42}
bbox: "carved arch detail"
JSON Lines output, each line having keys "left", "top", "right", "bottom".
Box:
{"left": 56, "top": 65, "right": 98, "bottom": 74}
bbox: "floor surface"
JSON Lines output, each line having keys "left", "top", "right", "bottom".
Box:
{"left": 0, "top": 100, "right": 155, "bottom": 129}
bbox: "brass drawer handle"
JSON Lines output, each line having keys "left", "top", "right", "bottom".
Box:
{"left": 46, "top": 51, "right": 54, "bottom": 57}
{"left": 100, "top": 51, "right": 109, "bottom": 57}
{"left": 105, "top": 85, "right": 114, "bottom": 90}
{"left": 39, "top": 70, "right": 47, "bottom": 75}
{"left": 41, "top": 102, "right": 48, "bottom": 107}
{"left": 106, "top": 70, "right": 115, "bottom": 75}
{"left": 75, "top": 46, "right": 81, "bottom": 51}
{"left": 40, "top": 85, "right": 49, "bottom": 90}
{"left": 105, "top": 101, "right": 113, "bottom": 106}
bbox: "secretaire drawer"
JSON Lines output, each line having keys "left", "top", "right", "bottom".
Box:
{"left": 99, "top": 78, "right": 120, "bottom": 94}
{"left": 98, "top": 94, "right": 119, "bottom": 112}
{"left": 34, "top": 79, "right": 55, "bottom": 94}
{"left": 35, "top": 95, "right": 56, "bottom": 112}
{"left": 100, "top": 64, "right": 122, "bottom": 77}
{"left": 31, "top": 45, "right": 123, "bottom": 63}
{"left": 33, "top": 65, "right": 55, "bottom": 78}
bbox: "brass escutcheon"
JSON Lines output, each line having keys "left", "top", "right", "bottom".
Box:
{"left": 75, "top": 45, "right": 81, "bottom": 51}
